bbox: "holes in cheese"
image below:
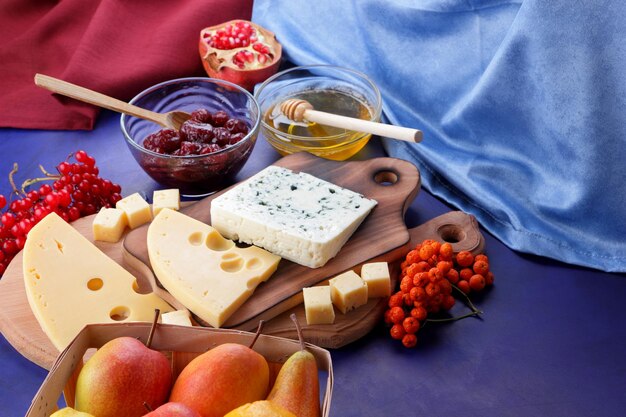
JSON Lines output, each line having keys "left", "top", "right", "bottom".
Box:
{"left": 205, "top": 230, "right": 234, "bottom": 251}
{"left": 23, "top": 212, "right": 174, "bottom": 350}
{"left": 188, "top": 232, "right": 203, "bottom": 246}
{"left": 220, "top": 256, "right": 244, "bottom": 273}
{"left": 109, "top": 306, "right": 130, "bottom": 321}
{"left": 147, "top": 209, "right": 281, "bottom": 328}
{"left": 87, "top": 278, "right": 103, "bottom": 291}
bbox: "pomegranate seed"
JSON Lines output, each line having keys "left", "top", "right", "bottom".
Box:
{"left": 0, "top": 194, "right": 6, "bottom": 209}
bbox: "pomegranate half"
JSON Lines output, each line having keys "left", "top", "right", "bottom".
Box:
{"left": 199, "top": 20, "right": 282, "bottom": 91}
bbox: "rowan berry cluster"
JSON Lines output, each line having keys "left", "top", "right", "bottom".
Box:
{"left": 384, "top": 239, "right": 494, "bottom": 348}
{"left": 0, "top": 151, "right": 122, "bottom": 277}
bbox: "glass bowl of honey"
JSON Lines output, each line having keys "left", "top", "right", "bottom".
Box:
{"left": 255, "top": 65, "right": 382, "bottom": 161}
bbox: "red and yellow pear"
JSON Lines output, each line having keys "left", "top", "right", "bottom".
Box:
{"left": 266, "top": 314, "right": 321, "bottom": 417}
{"left": 170, "top": 322, "right": 270, "bottom": 417}
{"left": 74, "top": 336, "right": 172, "bottom": 417}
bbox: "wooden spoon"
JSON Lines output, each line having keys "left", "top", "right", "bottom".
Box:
{"left": 34, "top": 74, "right": 191, "bottom": 130}
{"left": 280, "top": 98, "right": 422, "bottom": 143}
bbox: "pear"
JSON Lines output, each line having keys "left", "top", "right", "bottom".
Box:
{"left": 266, "top": 314, "right": 321, "bottom": 417}
{"left": 170, "top": 322, "right": 270, "bottom": 417}
{"left": 75, "top": 311, "right": 173, "bottom": 417}
{"left": 224, "top": 400, "right": 296, "bottom": 417}
{"left": 144, "top": 402, "right": 202, "bottom": 417}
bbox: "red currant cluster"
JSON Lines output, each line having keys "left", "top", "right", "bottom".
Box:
{"left": 384, "top": 240, "right": 494, "bottom": 348}
{"left": 0, "top": 150, "right": 122, "bottom": 276}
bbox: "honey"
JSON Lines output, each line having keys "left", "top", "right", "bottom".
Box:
{"left": 263, "top": 89, "right": 376, "bottom": 161}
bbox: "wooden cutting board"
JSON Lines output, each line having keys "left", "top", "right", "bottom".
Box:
{"left": 0, "top": 153, "right": 484, "bottom": 369}
{"left": 123, "top": 153, "right": 421, "bottom": 329}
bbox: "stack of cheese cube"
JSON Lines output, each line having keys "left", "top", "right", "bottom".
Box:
{"left": 302, "top": 262, "right": 391, "bottom": 325}
{"left": 92, "top": 189, "right": 180, "bottom": 243}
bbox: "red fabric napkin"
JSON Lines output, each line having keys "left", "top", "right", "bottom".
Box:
{"left": 0, "top": 0, "right": 253, "bottom": 130}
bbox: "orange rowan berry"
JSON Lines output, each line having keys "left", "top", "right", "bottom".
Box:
{"left": 413, "top": 271, "right": 429, "bottom": 287}
{"left": 430, "top": 241, "right": 441, "bottom": 255}
{"left": 403, "top": 292, "right": 414, "bottom": 307}
{"left": 439, "top": 242, "right": 453, "bottom": 260}
{"left": 474, "top": 254, "right": 489, "bottom": 263}
{"left": 469, "top": 274, "right": 486, "bottom": 292}
{"left": 446, "top": 268, "right": 460, "bottom": 284}
{"left": 419, "top": 244, "right": 434, "bottom": 261}
{"left": 439, "top": 278, "right": 452, "bottom": 295}
{"left": 384, "top": 309, "right": 394, "bottom": 325}
{"left": 457, "top": 279, "right": 470, "bottom": 294}
{"left": 406, "top": 249, "right": 420, "bottom": 265}
{"left": 403, "top": 316, "right": 421, "bottom": 334}
{"left": 425, "top": 282, "right": 441, "bottom": 297}
{"left": 422, "top": 239, "right": 436, "bottom": 246}
{"left": 415, "top": 261, "right": 431, "bottom": 273}
{"left": 411, "top": 305, "right": 428, "bottom": 321}
{"left": 441, "top": 294, "right": 456, "bottom": 311}
{"left": 400, "top": 276, "right": 414, "bottom": 293}
{"left": 402, "top": 333, "right": 418, "bottom": 348}
{"left": 389, "top": 306, "right": 405, "bottom": 324}
{"left": 388, "top": 292, "right": 404, "bottom": 308}
{"left": 456, "top": 251, "right": 474, "bottom": 267}
{"left": 428, "top": 267, "right": 444, "bottom": 281}
{"left": 485, "top": 271, "right": 495, "bottom": 286}
{"left": 390, "top": 324, "right": 406, "bottom": 340}
{"left": 473, "top": 260, "right": 489, "bottom": 276}
{"left": 411, "top": 287, "right": 427, "bottom": 303}
{"left": 405, "top": 262, "right": 421, "bottom": 278}
{"left": 459, "top": 268, "right": 474, "bottom": 281}
{"left": 436, "top": 260, "right": 453, "bottom": 275}
{"left": 400, "top": 260, "right": 409, "bottom": 271}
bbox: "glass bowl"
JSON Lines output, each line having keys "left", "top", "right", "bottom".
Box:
{"left": 255, "top": 65, "right": 382, "bottom": 161}
{"left": 121, "top": 77, "right": 260, "bottom": 197}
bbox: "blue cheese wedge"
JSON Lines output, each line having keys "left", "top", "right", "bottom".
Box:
{"left": 210, "top": 166, "right": 377, "bottom": 268}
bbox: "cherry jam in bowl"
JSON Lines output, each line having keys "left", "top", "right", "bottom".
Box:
{"left": 121, "top": 77, "right": 260, "bottom": 196}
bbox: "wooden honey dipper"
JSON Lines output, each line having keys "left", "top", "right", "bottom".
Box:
{"left": 280, "top": 98, "right": 422, "bottom": 143}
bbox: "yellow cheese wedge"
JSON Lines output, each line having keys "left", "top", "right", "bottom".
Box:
{"left": 152, "top": 188, "right": 180, "bottom": 216}
{"left": 360, "top": 262, "right": 391, "bottom": 298}
{"left": 23, "top": 212, "right": 173, "bottom": 351}
{"left": 161, "top": 310, "right": 193, "bottom": 326}
{"left": 303, "top": 286, "right": 335, "bottom": 325}
{"left": 92, "top": 207, "right": 128, "bottom": 243}
{"left": 147, "top": 209, "right": 281, "bottom": 328}
{"left": 329, "top": 270, "right": 368, "bottom": 314}
{"left": 115, "top": 192, "right": 152, "bottom": 229}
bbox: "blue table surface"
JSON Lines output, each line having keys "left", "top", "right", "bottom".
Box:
{"left": 1, "top": 110, "right": 625, "bottom": 417}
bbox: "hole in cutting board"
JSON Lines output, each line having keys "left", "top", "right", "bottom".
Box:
{"left": 437, "top": 224, "right": 466, "bottom": 243}
{"left": 373, "top": 170, "right": 398, "bottom": 186}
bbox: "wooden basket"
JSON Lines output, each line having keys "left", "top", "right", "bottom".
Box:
{"left": 26, "top": 322, "right": 333, "bottom": 417}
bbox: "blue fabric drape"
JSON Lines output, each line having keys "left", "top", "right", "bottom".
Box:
{"left": 253, "top": 0, "right": 626, "bottom": 272}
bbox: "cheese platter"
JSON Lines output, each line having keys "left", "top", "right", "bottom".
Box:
{"left": 0, "top": 153, "right": 484, "bottom": 369}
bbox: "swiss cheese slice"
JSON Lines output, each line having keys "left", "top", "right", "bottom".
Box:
{"left": 147, "top": 209, "right": 281, "bottom": 328}
{"left": 23, "top": 212, "right": 173, "bottom": 351}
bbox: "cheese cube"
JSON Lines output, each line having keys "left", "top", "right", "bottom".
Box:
{"left": 147, "top": 209, "right": 281, "bottom": 328}
{"left": 210, "top": 166, "right": 377, "bottom": 268}
{"left": 92, "top": 208, "right": 128, "bottom": 243}
{"left": 361, "top": 262, "right": 391, "bottom": 298}
{"left": 303, "top": 286, "right": 335, "bottom": 325}
{"left": 23, "top": 213, "right": 173, "bottom": 350}
{"left": 153, "top": 189, "right": 180, "bottom": 216}
{"left": 329, "top": 270, "right": 368, "bottom": 314}
{"left": 161, "top": 310, "right": 192, "bottom": 326}
{"left": 116, "top": 192, "right": 152, "bottom": 229}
